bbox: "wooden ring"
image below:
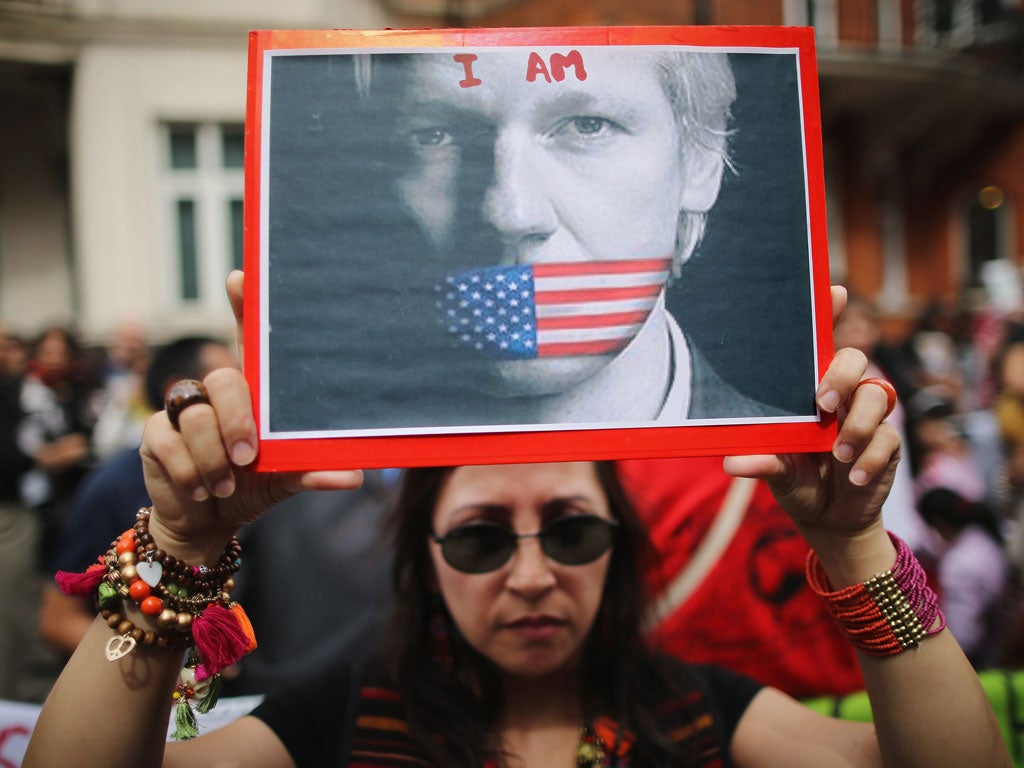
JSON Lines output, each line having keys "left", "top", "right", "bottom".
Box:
{"left": 855, "top": 377, "right": 897, "bottom": 419}
{"left": 165, "top": 379, "right": 210, "bottom": 432}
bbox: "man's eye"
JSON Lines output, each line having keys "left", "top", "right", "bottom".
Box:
{"left": 550, "top": 116, "right": 624, "bottom": 144}
{"left": 570, "top": 117, "right": 611, "bottom": 135}
{"left": 409, "top": 128, "right": 452, "bottom": 147}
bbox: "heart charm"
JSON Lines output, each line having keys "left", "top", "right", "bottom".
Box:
{"left": 136, "top": 560, "right": 163, "bottom": 587}
{"left": 105, "top": 634, "right": 137, "bottom": 661}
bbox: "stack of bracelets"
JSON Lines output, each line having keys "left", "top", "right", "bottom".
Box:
{"left": 806, "top": 531, "right": 945, "bottom": 657}
{"left": 56, "top": 507, "right": 257, "bottom": 740}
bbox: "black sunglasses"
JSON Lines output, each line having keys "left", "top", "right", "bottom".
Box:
{"left": 430, "top": 514, "right": 618, "bottom": 574}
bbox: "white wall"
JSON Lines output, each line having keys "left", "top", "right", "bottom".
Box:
{"left": 68, "top": 0, "right": 392, "bottom": 343}
{"left": 71, "top": 42, "right": 248, "bottom": 341}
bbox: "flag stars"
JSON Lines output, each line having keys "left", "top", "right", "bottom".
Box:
{"left": 441, "top": 265, "right": 540, "bottom": 360}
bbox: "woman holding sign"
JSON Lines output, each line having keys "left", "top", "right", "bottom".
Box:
{"left": 23, "top": 274, "right": 1009, "bottom": 767}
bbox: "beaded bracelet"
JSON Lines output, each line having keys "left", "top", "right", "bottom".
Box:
{"left": 55, "top": 507, "right": 257, "bottom": 740}
{"left": 806, "top": 532, "right": 946, "bottom": 657}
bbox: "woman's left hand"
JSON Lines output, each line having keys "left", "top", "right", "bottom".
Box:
{"left": 723, "top": 286, "right": 901, "bottom": 541}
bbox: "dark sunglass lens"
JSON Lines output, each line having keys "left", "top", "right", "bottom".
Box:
{"left": 442, "top": 525, "right": 516, "bottom": 573}
{"left": 542, "top": 517, "right": 614, "bottom": 566}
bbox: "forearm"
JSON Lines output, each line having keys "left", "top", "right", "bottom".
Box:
{"left": 805, "top": 526, "right": 1010, "bottom": 768}
{"left": 24, "top": 612, "right": 184, "bottom": 768}
{"left": 26, "top": 507, "right": 244, "bottom": 768}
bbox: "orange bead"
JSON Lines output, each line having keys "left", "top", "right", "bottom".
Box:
{"left": 128, "top": 579, "right": 151, "bottom": 602}
{"left": 116, "top": 538, "right": 135, "bottom": 555}
{"left": 140, "top": 596, "right": 164, "bottom": 616}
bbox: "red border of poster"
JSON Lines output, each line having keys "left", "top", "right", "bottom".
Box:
{"left": 244, "top": 25, "right": 835, "bottom": 471}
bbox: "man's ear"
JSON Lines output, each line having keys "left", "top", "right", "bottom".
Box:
{"left": 679, "top": 144, "right": 726, "bottom": 214}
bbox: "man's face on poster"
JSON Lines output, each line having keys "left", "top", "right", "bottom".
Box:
{"left": 384, "top": 49, "right": 724, "bottom": 399}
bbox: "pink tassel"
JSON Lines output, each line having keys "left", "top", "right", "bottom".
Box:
{"left": 55, "top": 563, "right": 106, "bottom": 598}
{"left": 191, "top": 603, "right": 251, "bottom": 678}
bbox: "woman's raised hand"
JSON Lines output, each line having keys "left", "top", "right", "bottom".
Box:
{"left": 723, "top": 286, "right": 901, "bottom": 545}
{"left": 138, "top": 271, "right": 363, "bottom": 559}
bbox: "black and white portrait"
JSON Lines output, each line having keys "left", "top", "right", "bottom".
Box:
{"left": 256, "top": 38, "right": 826, "bottom": 445}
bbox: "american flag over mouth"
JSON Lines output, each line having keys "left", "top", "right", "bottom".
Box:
{"left": 437, "top": 258, "right": 672, "bottom": 359}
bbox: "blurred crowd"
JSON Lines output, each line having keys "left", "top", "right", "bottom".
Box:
{"left": 835, "top": 293, "right": 1024, "bottom": 671}
{"left": 3, "top": 291, "right": 1024, "bottom": 705}
{"left": 0, "top": 321, "right": 244, "bottom": 700}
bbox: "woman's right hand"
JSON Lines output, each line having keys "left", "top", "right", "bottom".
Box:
{"left": 138, "top": 271, "right": 363, "bottom": 561}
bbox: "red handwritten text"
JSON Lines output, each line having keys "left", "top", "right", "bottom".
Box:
{"left": 454, "top": 54, "right": 482, "bottom": 88}
{"left": 526, "top": 50, "right": 588, "bottom": 83}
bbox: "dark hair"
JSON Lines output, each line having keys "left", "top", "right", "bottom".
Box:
{"left": 383, "top": 462, "right": 693, "bottom": 766}
{"left": 30, "top": 325, "right": 81, "bottom": 355}
{"left": 918, "top": 487, "right": 1004, "bottom": 546}
{"left": 143, "top": 336, "right": 223, "bottom": 411}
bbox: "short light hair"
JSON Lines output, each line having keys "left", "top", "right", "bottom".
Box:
{"left": 653, "top": 51, "right": 736, "bottom": 273}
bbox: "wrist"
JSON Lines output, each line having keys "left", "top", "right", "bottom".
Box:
{"left": 798, "top": 519, "right": 896, "bottom": 588}
{"left": 146, "top": 507, "right": 238, "bottom": 566}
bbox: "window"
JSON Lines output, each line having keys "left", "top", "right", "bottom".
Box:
{"left": 966, "top": 185, "right": 1009, "bottom": 288}
{"left": 163, "top": 122, "right": 245, "bottom": 305}
{"left": 923, "top": 0, "right": 1013, "bottom": 47}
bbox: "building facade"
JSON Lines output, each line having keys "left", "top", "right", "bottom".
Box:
{"left": 1, "top": 0, "right": 1022, "bottom": 343}
{"left": 0, "top": 0, "right": 391, "bottom": 343}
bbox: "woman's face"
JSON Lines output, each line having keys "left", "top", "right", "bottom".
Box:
{"left": 429, "top": 462, "right": 614, "bottom": 680}
{"left": 391, "top": 49, "right": 721, "bottom": 397}
{"left": 35, "top": 332, "right": 71, "bottom": 376}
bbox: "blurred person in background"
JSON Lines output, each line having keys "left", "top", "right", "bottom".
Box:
{"left": 90, "top": 319, "right": 151, "bottom": 461}
{"left": 0, "top": 323, "right": 36, "bottom": 699}
{"left": 832, "top": 293, "right": 926, "bottom": 551}
{"left": 1, "top": 331, "right": 28, "bottom": 381}
{"left": 17, "top": 326, "right": 96, "bottom": 555}
{"left": 907, "top": 386, "right": 987, "bottom": 505}
{"left": 990, "top": 331, "right": 1024, "bottom": 565}
{"left": 905, "top": 300, "right": 968, "bottom": 408}
{"left": 918, "top": 487, "right": 1010, "bottom": 668}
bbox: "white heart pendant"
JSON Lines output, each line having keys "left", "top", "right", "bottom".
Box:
{"left": 105, "top": 634, "right": 137, "bottom": 661}
{"left": 136, "top": 560, "right": 163, "bottom": 587}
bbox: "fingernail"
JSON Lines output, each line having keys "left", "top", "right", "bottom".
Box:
{"left": 834, "top": 442, "right": 854, "bottom": 463}
{"left": 849, "top": 468, "right": 868, "bottom": 486}
{"left": 213, "top": 478, "right": 235, "bottom": 499}
{"left": 818, "top": 389, "right": 841, "bottom": 413}
{"left": 192, "top": 486, "right": 210, "bottom": 502}
{"left": 231, "top": 441, "right": 256, "bottom": 466}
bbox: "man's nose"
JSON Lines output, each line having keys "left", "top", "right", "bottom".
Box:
{"left": 479, "top": 130, "right": 557, "bottom": 265}
{"left": 505, "top": 537, "right": 557, "bottom": 597}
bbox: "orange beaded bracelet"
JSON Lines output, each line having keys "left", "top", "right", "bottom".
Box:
{"left": 55, "top": 507, "right": 257, "bottom": 740}
{"left": 806, "top": 532, "right": 945, "bottom": 657}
